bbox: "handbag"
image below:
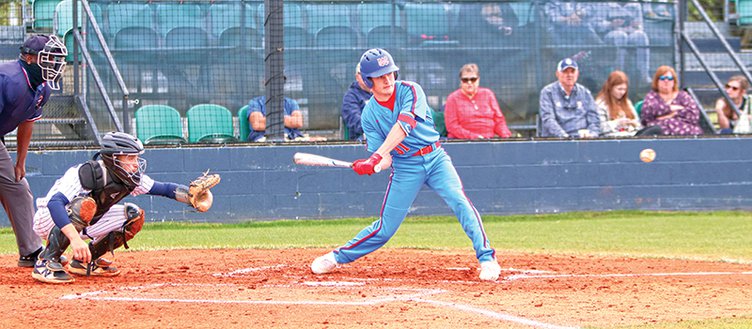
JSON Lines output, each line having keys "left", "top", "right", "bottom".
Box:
{"left": 733, "top": 97, "right": 752, "bottom": 134}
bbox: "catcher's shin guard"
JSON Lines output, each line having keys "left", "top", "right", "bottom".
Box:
{"left": 72, "top": 203, "right": 144, "bottom": 276}
{"left": 32, "top": 226, "right": 74, "bottom": 283}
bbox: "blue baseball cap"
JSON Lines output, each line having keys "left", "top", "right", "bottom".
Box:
{"left": 557, "top": 58, "right": 578, "bottom": 72}
{"left": 20, "top": 35, "right": 50, "bottom": 55}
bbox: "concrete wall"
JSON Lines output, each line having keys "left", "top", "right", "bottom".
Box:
{"left": 2, "top": 137, "right": 751, "bottom": 226}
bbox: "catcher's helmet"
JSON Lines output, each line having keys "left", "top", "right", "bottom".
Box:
{"left": 20, "top": 35, "right": 68, "bottom": 90}
{"left": 96, "top": 132, "right": 146, "bottom": 188}
{"left": 358, "top": 48, "right": 399, "bottom": 89}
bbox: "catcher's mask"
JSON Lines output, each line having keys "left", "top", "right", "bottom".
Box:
{"left": 96, "top": 132, "right": 146, "bottom": 187}
{"left": 21, "top": 35, "right": 68, "bottom": 90}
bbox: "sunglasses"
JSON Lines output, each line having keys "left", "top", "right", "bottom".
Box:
{"left": 461, "top": 77, "right": 478, "bottom": 83}
{"left": 658, "top": 75, "right": 674, "bottom": 81}
{"left": 725, "top": 84, "right": 740, "bottom": 91}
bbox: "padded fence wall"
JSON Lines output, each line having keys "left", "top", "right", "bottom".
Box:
{"left": 2, "top": 137, "right": 752, "bottom": 226}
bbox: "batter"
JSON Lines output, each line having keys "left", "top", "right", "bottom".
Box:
{"left": 311, "top": 49, "right": 501, "bottom": 281}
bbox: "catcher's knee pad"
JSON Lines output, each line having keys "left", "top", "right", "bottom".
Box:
{"left": 123, "top": 202, "right": 145, "bottom": 241}
{"left": 67, "top": 196, "right": 97, "bottom": 232}
{"left": 89, "top": 231, "right": 126, "bottom": 261}
{"left": 40, "top": 226, "right": 71, "bottom": 264}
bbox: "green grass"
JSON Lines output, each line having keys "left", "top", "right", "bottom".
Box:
{"left": 3, "top": 210, "right": 751, "bottom": 263}
{"left": 2, "top": 210, "right": 751, "bottom": 329}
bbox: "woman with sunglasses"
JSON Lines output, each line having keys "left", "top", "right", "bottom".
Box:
{"left": 714, "top": 75, "right": 749, "bottom": 134}
{"left": 444, "top": 63, "right": 512, "bottom": 139}
{"left": 640, "top": 66, "right": 702, "bottom": 136}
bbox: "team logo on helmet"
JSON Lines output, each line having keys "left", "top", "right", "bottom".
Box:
{"left": 377, "top": 56, "right": 390, "bottom": 67}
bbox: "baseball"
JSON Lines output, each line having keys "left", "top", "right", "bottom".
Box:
{"left": 639, "top": 148, "right": 656, "bottom": 163}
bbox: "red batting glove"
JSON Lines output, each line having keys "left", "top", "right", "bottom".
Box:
{"left": 352, "top": 153, "right": 383, "bottom": 175}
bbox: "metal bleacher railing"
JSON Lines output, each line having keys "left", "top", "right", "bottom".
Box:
{"left": 41, "top": 0, "right": 683, "bottom": 144}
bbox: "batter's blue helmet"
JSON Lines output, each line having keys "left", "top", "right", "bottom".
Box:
{"left": 359, "top": 48, "right": 399, "bottom": 89}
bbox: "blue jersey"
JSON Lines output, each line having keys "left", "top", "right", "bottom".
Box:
{"left": 246, "top": 96, "right": 303, "bottom": 141}
{"left": 0, "top": 60, "right": 49, "bottom": 136}
{"left": 361, "top": 81, "right": 440, "bottom": 158}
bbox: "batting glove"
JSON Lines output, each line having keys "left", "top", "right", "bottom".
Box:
{"left": 352, "top": 153, "right": 383, "bottom": 176}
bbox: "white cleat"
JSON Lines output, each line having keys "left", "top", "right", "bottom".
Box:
{"left": 311, "top": 252, "right": 338, "bottom": 274}
{"left": 479, "top": 260, "right": 501, "bottom": 282}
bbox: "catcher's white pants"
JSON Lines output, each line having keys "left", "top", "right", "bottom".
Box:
{"left": 33, "top": 204, "right": 130, "bottom": 243}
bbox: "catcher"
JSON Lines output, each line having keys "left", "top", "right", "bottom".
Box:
{"left": 31, "top": 132, "right": 220, "bottom": 283}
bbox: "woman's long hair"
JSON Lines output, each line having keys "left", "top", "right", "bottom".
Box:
{"left": 720, "top": 75, "right": 750, "bottom": 119}
{"left": 597, "top": 70, "right": 634, "bottom": 120}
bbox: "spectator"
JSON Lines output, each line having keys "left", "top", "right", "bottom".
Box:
{"left": 454, "top": 3, "right": 520, "bottom": 46}
{"left": 643, "top": 0, "right": 672, "bottom": 19}
{"left": 444, "top": 63, "right": 511, "bottom": 139}
{"left": 543, "top": 1, "right": 602, "bottom": 46}
{"left": 341, "top": 63, "right": 372, "bottom": 141}
{"left": 714, "top": 75, "right": 750, "bottom": 134}
{"left": 246, "top": 96, "right": 304, "bottom": 142}
{"left": 539, "top": 57, "right": 600, "bottom": 138}
{"left": 595, "top": 71, "right": 662, "bottom": 137}
{"left": 592, "top": 2, "right": 651, "bottom": 84}
{"left": 640, "top": 66, "right": 703, "bottom": 136}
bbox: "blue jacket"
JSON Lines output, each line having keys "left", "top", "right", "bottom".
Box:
{"left": 0, "top": 60, "right": 49, "bottom": 136}
{"left": 341, "top": 81, "right": 371, "bottom": 140}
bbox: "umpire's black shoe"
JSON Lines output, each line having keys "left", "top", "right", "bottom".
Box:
{"left": 18, "top": 246, "right": 43, "bottom": 268}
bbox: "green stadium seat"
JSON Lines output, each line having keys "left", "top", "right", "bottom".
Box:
{"left": 738, "top": 0, "right": 752, "bottom": 25}
{"left": 634, "top": 100, "right": 644, "bottom": 118}
{"left": 208, "top": 2, "right": 256, "bottom": 37}
{"left": 107, "top": 3, "right": 154, "bottom": 37}
{"left": 367, "top": 25, "right": 409, "bottom": 49}
{"left": 431, "top": 108, "right": 446, "bottom": 137}
{"left": 357, "top": 3, "right": 403, "bottom": 36}
{"left": 112, "top": 26, "right": 161, "bottom": 63}
{"left": 135, "top": 105, "right": 186, "bottom": 145}
{"left": 258, "top": 3, "right": 304, "bottom": 29}
{"left": 315, "top": 26, "right": 359, "bottom": 47}
{"left": 187, "top": 104, "right": 237, "bottom": 143}
{"left": 155, "top": 3, "right": 205, "bottom": 36}
{"left": 52, "top": 0, "right": 78, "bottom": 37}
{"left": 219, "top": 27, "right": 261, "bottom": 49}
{"left": 404, "top": 3, "right": 449, "bottom": 41}
{"left": 164, "top": 27, "right": 210, "bottom": 63}
{"left": 238, "top": 105, "right": 251, "bottom": 141}
{"left": 33, "top": 0, "right": 61, "bottom": 30}
{"left": 305, "top": 3, "right": 351, "bottom": 35}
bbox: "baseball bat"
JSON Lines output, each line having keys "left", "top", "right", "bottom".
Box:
{"left": 293, "top": 152, "right": 381, "bottom": 173}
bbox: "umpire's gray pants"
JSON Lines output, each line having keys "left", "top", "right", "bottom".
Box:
{"left": 0, "top": 141, "right": 42, "bottom": 256}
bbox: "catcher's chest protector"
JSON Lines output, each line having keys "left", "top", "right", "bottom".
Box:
{"left": 78, "top": 160, "right": 133, "bottom": 224}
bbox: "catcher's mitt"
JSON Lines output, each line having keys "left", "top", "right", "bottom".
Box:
{"left": 188, "top": 172, "right": 221, "bottom": 212}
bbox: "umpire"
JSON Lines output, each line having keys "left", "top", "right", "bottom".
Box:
{"left": 0, "top": 34, "right": 67, "bottom": 267}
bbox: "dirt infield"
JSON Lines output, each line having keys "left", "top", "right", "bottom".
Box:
{"left": 1, "top": 249, "right": 751, "bottom": 328}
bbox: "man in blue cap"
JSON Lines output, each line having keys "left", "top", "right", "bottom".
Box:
{"left": 539, "top": 57, "right": 600, "bottom": 138}
{"left": 0, "top": 34, "right": 68, "bottom": 267}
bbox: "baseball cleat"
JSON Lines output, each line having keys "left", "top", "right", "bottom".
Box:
{"left": 32, "top": 259, "right": 74, "bottom": 284}
{"left": 18, "top": 246, "right": 43, "bottom": 268}
{"left": 311, "top": 252, "right": 338, "bottom": 274}
{"left": 479, "top": 260, "right": 501, "bottom": 281}
{"left": 68, "top": 258, "right": 121, "bottom": 277}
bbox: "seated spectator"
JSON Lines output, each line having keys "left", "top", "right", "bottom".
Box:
{"left": 640, "top": 66, "right": 703, "bottom": 136}
{"left": 445, "top": 63, "right": 511, "bottom": 139}
{"left": 595, "top": 71, "right": 662, "bottom": 137}
{"left": 454, "top": 3, "right": 520, "bottom": 46}
{"left": 341, "top": 63, "right": 372, "bottom": 141}
{"left": 643, "top": 0, "right": 672, "bottom": 19}
{"left": 591, "top": 2, "right": 651, "bottom": 84}
{"left": 714, "top": 75, "right": 750, "bottom": 134}
{"left": 539, "top": 57, "right": 600, "bottom": 138}
{"left": 543, "top": 1, "right": 602, "bottom": 46}
{"left": 246, "top": 96, "right": 304, "bottom": 142}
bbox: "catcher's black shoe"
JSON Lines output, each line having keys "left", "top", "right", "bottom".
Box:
{"left": 32, "top": 259, "right": 74, "bottom": 284}
{"left": 68, "top": 258, "right": 120, "bottom": 277}
{"left": 18, "top": 246, "right": 43, "bottom": 267}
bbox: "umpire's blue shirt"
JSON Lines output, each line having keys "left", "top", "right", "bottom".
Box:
{"left": 0, "top": 60, "right": 49, "bottom": 136}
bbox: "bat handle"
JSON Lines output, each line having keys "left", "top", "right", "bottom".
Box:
{"left": 374, "top": 165, "right": 382, "bottom": 173}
